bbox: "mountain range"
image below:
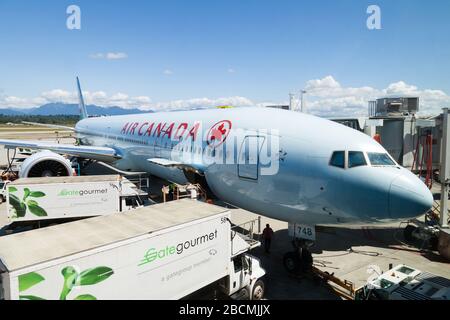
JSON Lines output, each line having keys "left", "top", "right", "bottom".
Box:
{"left": 0, "top": 103, "right": 152, "bottom": 116}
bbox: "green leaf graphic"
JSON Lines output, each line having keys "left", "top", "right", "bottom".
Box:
{"left": 19, "top": 295, "right": 46, "bottom": 300}
{"left": 60, "top": 266, "right": 78, "bottom": 300}
{"left": 78, "top": 266, "right": 114, "bottom": 286}
{"left": 19, "top": 272, "right": 45, "bottom": 292}
{"left": 28, "top": 203, "right": 48, "bottom": 217}
{"left": 9, "top": 194, "right": 27, "bottom": 218}
{"left": 8, "top": 186, "right": 17, "bottom": 193}
{"left": 23, "top": 188, "right": 30, "bottom": 201}
{"left": 74, "top": 294, "right": 97, "bottom": 300}
{"left": 30, "top": 191, "right": 45, "bottom": 198}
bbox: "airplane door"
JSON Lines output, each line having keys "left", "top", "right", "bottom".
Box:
{"left": 154, "top": 134, "right": 164, "bottom": 158}
{"left": 238, "top": 136, "right": 265, "bottom": 180}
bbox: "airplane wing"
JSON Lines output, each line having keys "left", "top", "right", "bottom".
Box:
{"left": 147, "top": 158, "right": 184, "bottom": 167}
{"left": 21, "top": 121, "right": 75, "bottom": 131}
{"left": 147, "top": 158, "right": 204, "bottom": 174}
{"left": 0, "top": 139, "right": 121, "bottom": 162}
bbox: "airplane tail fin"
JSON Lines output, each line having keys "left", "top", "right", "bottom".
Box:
{"left": 76, "top": 76, "right": 88, "bottom": 120}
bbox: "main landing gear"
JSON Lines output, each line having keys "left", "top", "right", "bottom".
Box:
{"left": 283, "top": 239, "right": 314, "bottom": 274}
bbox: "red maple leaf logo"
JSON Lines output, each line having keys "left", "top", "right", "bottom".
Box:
{"left": 207, "top": 120, "right": 232, "bottom": 148}
{"left": 210, "top": 124, "right": 227, "bottom": 142}
{"left": 217, "top": 123, "right": 226, "bottom": 134}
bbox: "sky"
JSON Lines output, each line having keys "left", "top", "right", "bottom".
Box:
{"left": 0, "top": 0, "right": 449, "bottom": 116}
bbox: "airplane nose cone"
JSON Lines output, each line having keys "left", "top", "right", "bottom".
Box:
{"left": 389, "top": 174, "right": 434, "bottom": 220}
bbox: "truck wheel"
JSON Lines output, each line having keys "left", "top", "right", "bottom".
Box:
{"left": 283, "top": 251, "right": 300, "bottom": 274}
{"left": 251, "top": 280, "right": 265, "bottom": 300}
{"left": 0, "top": 196, "right": 3, "bottom": 204}
{"left": 404, "top": 225, "right": 417, "bottom": 242}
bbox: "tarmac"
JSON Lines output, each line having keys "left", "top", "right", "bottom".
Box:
{"left": 230, "top": 207, "right": 450, "bottom": 294}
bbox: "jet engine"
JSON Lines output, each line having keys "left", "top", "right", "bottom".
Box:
{"left": 19, "top": 150, "right": 73, "bottom": 178}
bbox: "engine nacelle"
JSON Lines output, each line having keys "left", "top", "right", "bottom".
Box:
{"left": 19, "top": 151, "right": 73, "bottom": 178}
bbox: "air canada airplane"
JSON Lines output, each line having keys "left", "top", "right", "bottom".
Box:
{"left": 0, "top": 78, "right": 433, "bottom": 229}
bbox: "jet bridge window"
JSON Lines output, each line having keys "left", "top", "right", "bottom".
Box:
{"left": 330, "top": 151, "right": 345, "bottom": 168}
{"left": 348, "top": 151, "right": 366, "bottom": 168}
{"left": 367, "top": 152, "right": 395, "bottom": 166}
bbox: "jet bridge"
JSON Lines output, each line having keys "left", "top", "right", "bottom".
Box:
{"left": 402, "top": 108, "right": 450, "bottom": 259}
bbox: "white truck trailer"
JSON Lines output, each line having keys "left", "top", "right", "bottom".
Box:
{"left": 0, "top": 199, "right": 265, "bottom": 300}
{"left": 5, "top": 175, "right": 149, "bottom": 224}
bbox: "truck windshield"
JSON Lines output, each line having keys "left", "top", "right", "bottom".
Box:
{"left": 367, "top": 153, "right": 395, "bottom": 166}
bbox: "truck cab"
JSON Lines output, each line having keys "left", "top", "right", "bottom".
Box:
{"left": 224, "top": 254, "right": 265, "bottom": 300}
{"left": 217, "top": 219, "right": 266, "bottom": 300}
{"left": 0, "top": 180, "right": 10, "bottom": 204}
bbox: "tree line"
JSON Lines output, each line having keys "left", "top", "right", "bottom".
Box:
{"left": 0, "top": 115, "right": 79, "bottom": 126}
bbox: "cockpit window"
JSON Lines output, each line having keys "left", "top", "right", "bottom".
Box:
{"left": 348, "top": 151, "right": 366, "bottom": 168}
{"left": 367, "top": 152, "right": 395, "bottom": 166}
{"left": 330, "top": 151, "right": 345, "bottom": 168}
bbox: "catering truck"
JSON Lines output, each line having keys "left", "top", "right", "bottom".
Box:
{"left": 0, "top": 199, "right": 265, "bottom": 300}
{"left": 0, "top": 180, "right": 9, "bottom": 204}
{"left": 5, "top": 175, "right": 150, "bottom": 224}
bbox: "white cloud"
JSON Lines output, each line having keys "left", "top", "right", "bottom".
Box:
{"left": 0, "top": 76, "right": 448, "bottom": 116}
{"left": 132, "top": 96, "right": 152, "bottom": 104}
{"left": 90, "top": 91, "right": 107, "bottom": 100}
{"left": 0, "top": 90, "right": 152, "bottom": 110}
{"left": 163, "top": 69, "right": 173, "bottom": 75}
{"left": 302, "top": 76, "right": 450, "bottom": 117}
{"left": 151, "top": 96, "right": 253, "bottom": 111}
{"left": 41, "top": 89, "right": 74, "bottom": 103}
{"left": 227, "top": 68, "right": 236, "bottom": 73}
{"left": 110, "top": 93, "right": 129, "bottom": 101}
{"left": 106, "top": 52, "right": 128, "bottom": 60}
{"left": 385, "top": 81, "right": 418, "bottom": 95}
{"left": 89, "top": 52, "right": 128, "bottom": 60}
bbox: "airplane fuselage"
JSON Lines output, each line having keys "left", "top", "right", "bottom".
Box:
{"left": 75, "top": 107, "right": 433, "bottom": 226}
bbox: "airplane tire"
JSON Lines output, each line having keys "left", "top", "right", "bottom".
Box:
{"left": 251, "top": 280, "right": 265, "bottom": 300}
{"left": 404, "top": 225, "right": 417, "bottom": 242}
{"left": 236, "top": 287, "right": 250, "bottom": 300}
{"left": 283, "top": 252, "right": 300, "bottom": 274}
{"left": 429, "top": 235, "right": 439, "bottom": 251}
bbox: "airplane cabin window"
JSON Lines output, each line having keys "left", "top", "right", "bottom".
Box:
{"left": 367, "top": 152, "right": 395, "bottom": 166}
{"left": 348, "top": 151, "right": 366, "bottom": 168}
{"left": 330, "top": 151, "right": 345, "bottom": 168}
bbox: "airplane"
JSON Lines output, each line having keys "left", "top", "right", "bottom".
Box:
{"left": 0, "top": 78, "right": 433, "bottom": 269}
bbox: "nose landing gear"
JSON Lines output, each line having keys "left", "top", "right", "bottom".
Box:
{"left": 283, "top": 223, "right": 316, "bottom": 274}
{"left": 283, "top": 239, "right": 314, "bottom": 274}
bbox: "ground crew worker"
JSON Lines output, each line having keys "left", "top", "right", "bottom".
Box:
{"left": 262, "top": 224, "right": 274, "bottom": 253}
{"left": 373, "top": 133, "right": 381, "bottom": 143}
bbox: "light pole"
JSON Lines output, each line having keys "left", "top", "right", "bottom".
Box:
{"left": 300, "top": 90, "right": 307, "bottom": 113}
{"left": 289, "top": 93, "right": 296, "bottom": 111}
